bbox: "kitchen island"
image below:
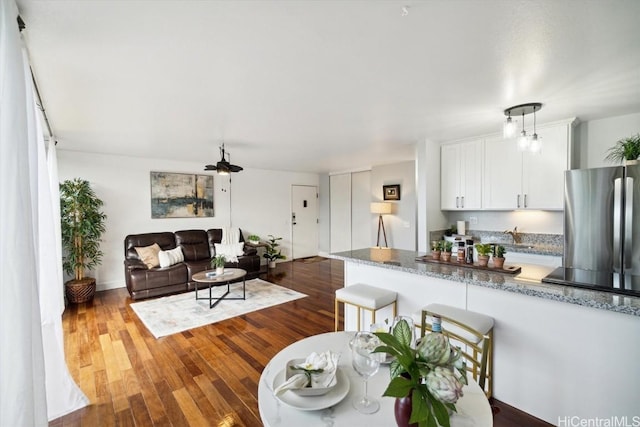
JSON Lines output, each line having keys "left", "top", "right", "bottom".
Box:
{"left": 330, "top": 248, "right": 640, "bottom": 425}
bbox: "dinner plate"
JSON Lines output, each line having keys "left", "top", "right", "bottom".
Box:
{"left": 272, "top": 367, "right": 350, "bottom": 411}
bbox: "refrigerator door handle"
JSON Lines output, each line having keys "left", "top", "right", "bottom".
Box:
{"left": 624, "top": 176, "right": 634, "bottom": 270}
{"left": 613, "top": 178, "right": 622, "bottom": 271}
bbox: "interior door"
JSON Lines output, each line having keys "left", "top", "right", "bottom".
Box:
{"left": 291, "top": 185, "right": 318, "bottom": 259}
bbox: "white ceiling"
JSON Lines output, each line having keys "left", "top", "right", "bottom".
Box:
{"left": 16, "top": 0, "right": 640, "bottom": 174}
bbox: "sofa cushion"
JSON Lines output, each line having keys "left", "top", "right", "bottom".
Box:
{"left": 214, "top": 242, "right": 244, "bottom": 263}
{"left": 175, "top": 230, "right": 211, "bottom": 261}
{"left": 135, "top": 243, "right": 161, "bottom": 269}
{"left": 158, "top": 246, "right": 184, "bottom": 268}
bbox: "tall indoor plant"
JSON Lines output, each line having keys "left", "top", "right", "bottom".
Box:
{"left": 60, "top": 178, "right": 107, "bottom": 303}
{"left": 263, "top": 234, "right": 286, "bottom": 268}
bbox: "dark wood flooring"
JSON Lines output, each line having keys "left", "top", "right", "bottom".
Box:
{"left": 51, "top": 258, "right": 551, "bottom": 426}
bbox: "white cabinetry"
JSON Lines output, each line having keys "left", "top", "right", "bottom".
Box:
{"left": 440, "top": 140, "right": 482, "bottom": 210}
{"left": 483, "top": 121, "right": 572, "bottom": 210}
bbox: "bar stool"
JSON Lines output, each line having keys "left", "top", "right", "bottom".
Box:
{"left": 334, "top": 284, "right": 397, "bottom": 332}
{"left": 414, "top": 303, "right": 494, "bottom": 398}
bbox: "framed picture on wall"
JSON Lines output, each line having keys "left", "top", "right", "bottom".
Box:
{"left": 383, "top": 184, "right": 400, "bottom": 201}
{"left": 150, "top": 172, "right": 214, "bottom": 218}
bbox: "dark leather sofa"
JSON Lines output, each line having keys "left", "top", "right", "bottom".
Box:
{"left": 124, "top": 229, "right": 260, "bottom": 300}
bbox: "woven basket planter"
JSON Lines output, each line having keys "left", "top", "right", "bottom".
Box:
{"left": 65, "top": 278, "right": 96, "bottom": 303}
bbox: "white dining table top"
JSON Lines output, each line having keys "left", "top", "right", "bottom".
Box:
{"left": 258, "top": 331, "right": 493, "bottom": 427}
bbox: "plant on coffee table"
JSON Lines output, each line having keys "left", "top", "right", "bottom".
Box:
{"left": 212, "top": 254, "right": 226, "bottom": 274}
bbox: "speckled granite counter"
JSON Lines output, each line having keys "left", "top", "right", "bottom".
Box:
{"left": 330, "top": 248, "right": 640, "bottom": 317}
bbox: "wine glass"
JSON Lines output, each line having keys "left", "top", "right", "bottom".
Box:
{"left": 350, "top": 331, "right": 383, "bottom": 414}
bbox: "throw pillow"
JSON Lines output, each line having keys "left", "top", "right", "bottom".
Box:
{"left": 214, "top": 242, "right": 244, "bottom": 263}
{"left": 158, "top": 246, "right": 184, "bottom": 268}
{"left": 135, "top": 243, "right": 161, "bottom": 269}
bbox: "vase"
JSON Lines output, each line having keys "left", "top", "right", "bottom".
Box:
{"left": 624, "top": 159, "right": 639, "bottom": 166}
{"left": 478, "top": 255, "right": 490, "bottom": 267}
{"left": 442, "top": 252, "right": 452, "bottom": 262}
{"left": 394, "top": 396, "right": 418, "bottom": 427}
{"left": 216, "top": 267, "right": 224, "bottom": 275}
{"left": 269, "top": 261, "right": 276, "bottom": 269}
{"left": 493, "top": 257, "right": 505, "bottom": 269}
{"left": 431, "top": 250, "right": 441, "bottom": 261}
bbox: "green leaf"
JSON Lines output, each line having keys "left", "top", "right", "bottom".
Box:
{"left": 431, "top": 397, "right": 451, "bottom": 427}
{"left": 392, "top": 318, "right": 413, "bottom": 347}
{"left": 381, "top": 376, "right": 414, "bottom": 398}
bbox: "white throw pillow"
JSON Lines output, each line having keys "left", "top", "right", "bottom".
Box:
{"left": 158, "top": 247, "right": 184, "bottom": 268}
{"left": 214, "top": 242, "right": 244, "bottom": 263}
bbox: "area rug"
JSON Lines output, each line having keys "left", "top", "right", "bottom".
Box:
{"left": 130, "top": 279, "right": 307, "bottom": 338}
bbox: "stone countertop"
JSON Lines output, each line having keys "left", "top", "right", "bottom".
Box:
{"left": 330, "top": 248, "right": 640, "bottom": 317}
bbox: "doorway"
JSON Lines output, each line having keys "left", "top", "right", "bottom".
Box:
{"left": 291, "top": 185, "right": 319, "bottom": 259}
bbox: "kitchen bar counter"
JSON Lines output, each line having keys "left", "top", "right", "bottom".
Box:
{"left": 330, "top": 248, "right": 640, "bottom": 316}
{"left": 331, "top": 247, "right": 640, "bottom": 424}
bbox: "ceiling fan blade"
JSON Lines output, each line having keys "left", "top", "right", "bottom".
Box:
{"left": 204, "top": 165, "right": 217, "bottom": 171}
{"left": 229, "top": 164, "right": 243, "bottom": 172}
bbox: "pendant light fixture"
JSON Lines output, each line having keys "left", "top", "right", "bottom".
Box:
{"left": 503, "top": 103, "right": 542, "bottom": 152}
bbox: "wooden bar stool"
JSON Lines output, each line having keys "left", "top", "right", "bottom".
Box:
{"left": 334, "top": 284, "right": 397, "bottom": 332}
{"left": 414, "top": 303, "right": 494, "bottom": 398}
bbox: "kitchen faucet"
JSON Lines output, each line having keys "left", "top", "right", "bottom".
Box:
{"left": 504, "top": 226, "right": 521, "bottom": 244}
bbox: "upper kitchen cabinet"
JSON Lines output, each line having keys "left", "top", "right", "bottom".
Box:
{"left": 441, "top": 139, "right": 482, "bottom": 210}
{"left": 483, "top": 120, "right": 575, "bottom": 210}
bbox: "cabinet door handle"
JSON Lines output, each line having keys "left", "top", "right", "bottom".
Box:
{"left": 524, "top": 194, "right": 528, "bottom": 208}
{"left": 517, "top": 194, "right": 521, "bottom": 208}
{"left": 456, "top": 196, "right": 459, "bottom": 208}
{"left": 461, "top": 196, "right": 465, "bottom": 208}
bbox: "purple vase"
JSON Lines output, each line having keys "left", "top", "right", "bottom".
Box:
{"left": 394, "top": 396, "right": 418, "bottom": 427}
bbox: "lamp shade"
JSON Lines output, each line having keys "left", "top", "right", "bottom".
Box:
{"left": 370, "top": 202, "right": 392, "bottom": 214}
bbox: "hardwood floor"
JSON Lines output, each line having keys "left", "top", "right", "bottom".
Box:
{"left": 51, "top": 258, "right": 551, "bottom": 427}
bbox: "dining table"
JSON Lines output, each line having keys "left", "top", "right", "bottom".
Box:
{"left": 258, "top": 331, "right": 493, "bottom": 427}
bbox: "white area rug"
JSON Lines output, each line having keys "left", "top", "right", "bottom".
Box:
{"left": 130, "top": 279, "right": 307, "bottom": 338}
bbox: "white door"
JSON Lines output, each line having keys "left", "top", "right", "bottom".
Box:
{"left": 291, "top": 185, "right": 319, "bottom": 259}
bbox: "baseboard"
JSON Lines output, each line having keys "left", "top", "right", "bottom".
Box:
{"left": 96, "top": 281, "right": 126, "bottom": 292}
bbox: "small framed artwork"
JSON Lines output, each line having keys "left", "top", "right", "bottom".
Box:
{"left": 383, "top": 184, "right": 401, "bottom": 201}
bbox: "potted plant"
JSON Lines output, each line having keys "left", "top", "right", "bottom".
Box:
{"left": 374, "top": 319, "right": 466, "bottom": 427}
{"left": 442, "top": 241, "right": 453, "bottom": 262}
{"left": 247, "top": 234, "right": 261, "bottom": 245}
{"left": 493, "top": 245, "right": 506, "bottom": 269}
{"left": 605, "top": 133, "right": 640, "bottom": 165}
{"left": 430, "top": 241, "right": 442, "bottom": 261}
{"left": 212, "top": 254, "right": 226, "bottom": 275}
{"left": 60, "top": 178, "right": 107, "bottom": 303}
{"left": 264, "top": 234, "right": 286, "bottom": 268}
{"left": 474, "top": 243, "right": 492, "bottom": 267}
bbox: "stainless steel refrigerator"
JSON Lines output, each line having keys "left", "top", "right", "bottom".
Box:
{"left": 542, "top": 164, "right": 640, "bottom": 296}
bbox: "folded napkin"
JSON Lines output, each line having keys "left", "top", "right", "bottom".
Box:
{"left": 274, "top": 351, "right": 339, "bottom": 396}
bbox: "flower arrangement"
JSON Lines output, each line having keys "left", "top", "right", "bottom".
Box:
{"left": 374, "top": 319, "right": 466, "bottom": 427}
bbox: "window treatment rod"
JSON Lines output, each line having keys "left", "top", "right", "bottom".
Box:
{"left": 18, "top": 14, "right": 56, "bottom": 144}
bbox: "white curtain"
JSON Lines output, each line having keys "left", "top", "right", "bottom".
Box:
{"left": 0, "top": 0, "right": 88, "bottom": 424}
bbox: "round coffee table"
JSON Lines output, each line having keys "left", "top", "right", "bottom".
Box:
{"left": 192, "top": 268, "right": 247, "bottom": 309}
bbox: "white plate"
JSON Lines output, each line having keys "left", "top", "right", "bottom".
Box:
{"left": 272, "top": 367, "right": 350, "bottom": 411}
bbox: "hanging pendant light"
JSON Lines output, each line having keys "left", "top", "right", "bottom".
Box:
{"left": 503, "top": 103, "right": 542, "bottom": 151}
{"left": 529, "top": 106, "right": 542, "bottom": 153}
{"left": 503, "top": 111, "right": 517, "bottom": 139}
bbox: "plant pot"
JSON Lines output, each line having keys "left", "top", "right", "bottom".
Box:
{"left": 216, "top": 267, "right": 224, "bottom": 275}
{"left": 249, "top": 240, "right": 260, "bottom": 245}
{"left": 394, "top": 395, "right": 418, "bottom": 427}
{"left": 493, "top": 257, "right": 505, "bottom": 269}
{"left": 624, "top": 159, "right": 639, "bottom": 166}
{"left": 478, "top": 255, "right": 490, "bottom": 267}
{"left": 441, "top": 252, "right": 452, "bottom": 262}
{"left": 269, "top": 261, "right": 276, "bottom": 269}
{"left": 65, "top": 278, "right": 96, "bottom": 303}
{"left": 431, "top": 250, "right": 441, "bottom": 261}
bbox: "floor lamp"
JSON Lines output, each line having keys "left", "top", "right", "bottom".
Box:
{"left": 370, "top": 202, "right": 392, "bottom": 248}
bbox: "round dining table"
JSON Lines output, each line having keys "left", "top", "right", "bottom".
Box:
{"left": 258, "top": 331, "right": 493, "bottom": 427}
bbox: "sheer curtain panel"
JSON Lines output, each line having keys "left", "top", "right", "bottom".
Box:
{"left": 0, "top": 0, "right": 88, "bottom": 424}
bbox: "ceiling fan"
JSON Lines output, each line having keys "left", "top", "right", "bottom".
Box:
{"left": 204, "top": 143, "right": 243, "bottom": 174}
